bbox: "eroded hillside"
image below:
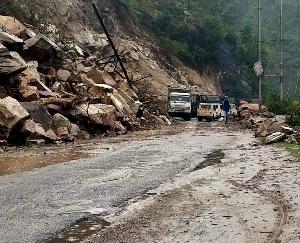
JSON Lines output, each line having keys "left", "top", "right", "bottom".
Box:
{"left": 8, "top": 0, "right": 221, "bottom": 104}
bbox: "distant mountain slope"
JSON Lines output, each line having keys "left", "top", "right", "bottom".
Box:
{"left": 0, "top": 0, "right": 221, "bottom": 114}
{"left": 121, "top": 0, "right": 300, "bottom": 99}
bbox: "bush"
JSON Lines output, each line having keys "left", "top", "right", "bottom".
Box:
{"left": 264, "top": 91, "right": 300, "bottom": 126}
{"left": 0, "top": 0, "right": 48, "bottom": 31}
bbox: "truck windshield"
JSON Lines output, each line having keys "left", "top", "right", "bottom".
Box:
{"left": 170, "top": 96, "right": 190, "bottom": 102}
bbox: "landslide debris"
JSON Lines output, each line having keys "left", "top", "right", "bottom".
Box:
{"left": 0, "top": 14, "right": 174, "bottom": 147}
{"left": 238, "top": 100, "right": 300, "bottom": 145}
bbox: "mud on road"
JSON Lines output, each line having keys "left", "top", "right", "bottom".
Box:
{"left": 84, "top": 123, "right": 300, "bottom": 243}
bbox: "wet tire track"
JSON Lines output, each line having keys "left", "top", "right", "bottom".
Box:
{"left": 228, "top": 179, "right": 289, "bottom": 243}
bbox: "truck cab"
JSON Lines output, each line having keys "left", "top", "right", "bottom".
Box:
{"left": 168, "top": 89, "right": 192, "bottom": 121}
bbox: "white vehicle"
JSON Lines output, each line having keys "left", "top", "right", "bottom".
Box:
{"left": 197, "top": 103, "right": 221, "bottom": 121}
{"left": 168, "top": 88, "right": 192, "bottom": 121}
{"left": 197, "top": 95, "right": 221, "bottom": 122}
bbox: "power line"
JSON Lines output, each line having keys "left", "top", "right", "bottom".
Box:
{"left": 258, "top": 0, "right": 262, "bottom": 101}
{"left": 280, "top": 0, "right": 284, "bottom": 101}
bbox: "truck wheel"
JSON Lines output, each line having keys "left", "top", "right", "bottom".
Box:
{"left": 184, "top": 114, "right": 192, "bottom": 121}
{"left": 197, "top": 116, "right": 203, "bottom": 122}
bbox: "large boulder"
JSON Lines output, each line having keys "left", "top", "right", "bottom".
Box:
{"left": 0, "top": 30, "right": 23, "bottom": 45}
{"left": 265, "top": 132, "right": 286, "bottom": 145}
{"left": 89, "top": 83, "right": 114, "bottom": 97}
{"left": 0, "top": 50, "right": 27, "bottom": 74}
{"left": 101, "top": 72, "right": 116, "bottom": 87}
{"left": 0, "top": 16, "right": 26, "bottom": 37}
{"left": 86, "top": 69, "right": 116, "bottom": 86}
{"left": 20, "top": 119, "right": 58, "bottom": 143}
{"left": 109, "top": 91, "right": 132, "bottom": 115}
{"left": 118, "top": 81, "right": 139, "bottom": 100}
{"left": 86, "top": 69, "right": 105, "bottom": 84}
{"left": 255, "top": 115, "right": 287, "bottom": 137}
{"left": 71, "top": 103, "right": 116, "bottom": 127}
{"left": 52, "top": 113, "right": 71, "bottom": 129}
{"left": 0, "top": 97, "right": 30, "bottom": 139}
{"left": 80, "top": 73, "right": 95, "bottom": 87}
{"left": 52, "top": 113, "right": 75, "bottom": 140}
{"left": 18, "top": 61, "right": 40, "bottom": 86}
{"left": 23, "top": 34, "right": 61, "bottom": 64}
{"left": 108, "top": 93, "right": 124, "bottom": 113}
{"left": 21, "top": 101, "right": 53, "bottom": 130}
{"left": 116, "top": 88, "right": 139, "bottom": 114}
{"left": 0, "top": 42, "right": 6, "bottom": 52}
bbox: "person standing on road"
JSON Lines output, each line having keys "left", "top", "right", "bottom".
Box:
{"left": 222, "top": 97, "right": 230, "bottom": 124}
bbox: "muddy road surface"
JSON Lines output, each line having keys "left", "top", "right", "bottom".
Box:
{"left": 0, "top": 121, "right": 299, "bottom": 243}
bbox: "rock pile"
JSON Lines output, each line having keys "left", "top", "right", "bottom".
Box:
{"left": 0, "top": 15, "right": 169, "bottom": 146}
{"left": 239, "top": 101, "right": 299, "bottom": 145}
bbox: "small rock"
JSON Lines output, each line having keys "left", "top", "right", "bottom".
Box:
{"left": 113, "top": 121, "right": 127, "bottom": 135}
{"left": 56, "top": 126, "right": 70, "bottom": 140}
{"left": 262, "top": 111, "right": 276, "bottom": 118}
{"left": 19, "top": 85, "right": 40, "bottom": 101}
{"left": 69, "top": 123, "right": 80, "bottom": 138}
{"left": 159, "top": 115, "right": 172, "bottom": 125}
{"left": 26, "top": 139, "right": 45, "bottom": 147}
{"left": 130, "top": 51, "right": 140, "bottom": 61}
{"left": 0, "top": 140, "right": 8, "bottom": 147}
{"left": 282, "top": 126, "right": 294, "bottom": 135}
{"left": 57, "top": 69, "right": 71, "bottom": 82}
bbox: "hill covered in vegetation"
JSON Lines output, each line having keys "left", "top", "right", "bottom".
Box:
{"left": 121, "top": 0, "right": 300, "bottom": 100}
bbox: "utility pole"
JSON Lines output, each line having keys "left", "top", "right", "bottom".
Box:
{"left": 258, "top": 0, "right": 262, "bottom": 101}
{"left": 280, "top": 0, "right": 284, "bottom": 101}
{"left": 92, "top": 3, "right": 133, "bottom": 89}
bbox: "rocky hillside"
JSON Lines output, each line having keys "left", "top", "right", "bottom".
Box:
{"left": 13, "top": 0, "right": 221, "bottom": 99}
{"left": 0, "top": 0, "right": 220, "bottom": 146}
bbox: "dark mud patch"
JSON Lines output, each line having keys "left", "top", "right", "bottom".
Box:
{"left": 192, "top": 149, "right": 225, "bottom": 171}
{"left": 0, "top": 150, "right": 87, "bottom": 176}
{"left": 47, "top": 218, "right": 111, "bottom": 243}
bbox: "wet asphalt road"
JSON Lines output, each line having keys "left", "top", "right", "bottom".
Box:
{"left": 2, "top": 121, "right": 299, "bottom": 243}
{"left": 84, "top": 124, "right": 300, "bottom": 243}
{"left": 0, "top": 122, "right": 239, "bottom": 243}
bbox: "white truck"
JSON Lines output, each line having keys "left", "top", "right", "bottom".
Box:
{"left": 197, "top": 95, "right": 221, "bottom": 122}
{"left": 168, "top": 88, "right": 192, "bottom": 121}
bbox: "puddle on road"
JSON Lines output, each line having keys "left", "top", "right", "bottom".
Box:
{"left": 48, "top": 218, "right": 111, "bottom": 243}
{"left": 192, "top": 149, "right": 225, "bottom": 171}
{"left": 0, "top": 150, "right": 87, "bottom": 176}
